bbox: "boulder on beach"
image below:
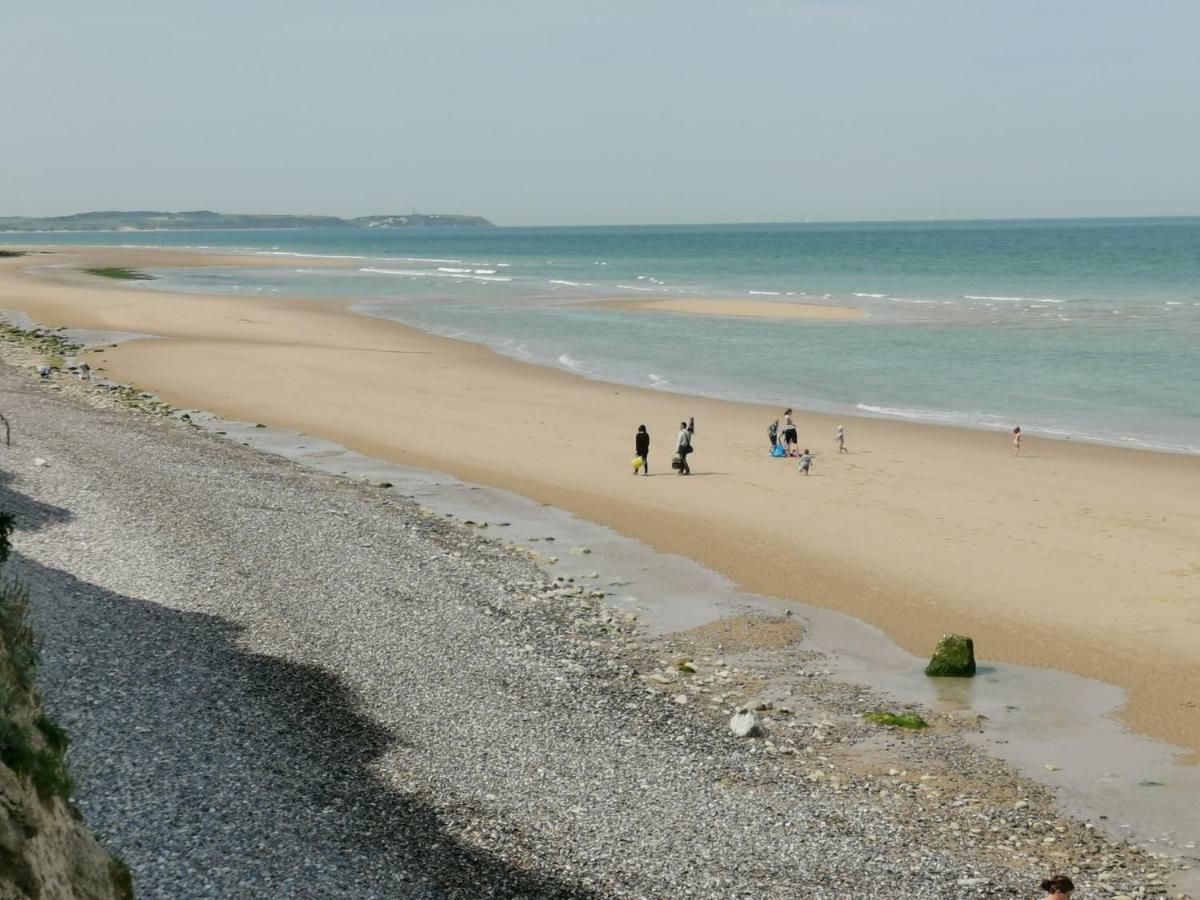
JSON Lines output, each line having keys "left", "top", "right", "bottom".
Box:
{"left": 924, "top": 633, "right": 976, "bottom": 677}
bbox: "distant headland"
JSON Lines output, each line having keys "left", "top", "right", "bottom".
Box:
{"left": 0, "top": 210, "right": 495, "bottom": 232}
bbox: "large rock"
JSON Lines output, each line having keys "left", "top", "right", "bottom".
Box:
{"left": 729, "top": 709, "right": 767, "bottom": 738}
{"left": 924, "top": 633, "right": 976, "bottom": 677}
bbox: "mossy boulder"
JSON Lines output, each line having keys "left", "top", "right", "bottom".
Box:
{"left": 924, "top": 633, "right": 976, "bottom": 677}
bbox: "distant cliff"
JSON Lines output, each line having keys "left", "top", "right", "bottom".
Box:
{"left": 0, "top": 211, "right": 495, "bottom": 232}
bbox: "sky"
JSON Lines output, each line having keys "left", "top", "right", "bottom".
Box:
{"left": 3, "top": 0, "right": 1198, "bottom": 226}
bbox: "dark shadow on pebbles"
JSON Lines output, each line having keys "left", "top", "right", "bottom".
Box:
{"left": 18, "top": 554, "right": 602, "bottom": 900}
{"left": 0, "top": 467, "right": 73, "bottom": 531}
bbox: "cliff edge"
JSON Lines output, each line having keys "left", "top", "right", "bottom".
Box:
{"left": 0, "top": 513, "right": 132, "bottom": 900}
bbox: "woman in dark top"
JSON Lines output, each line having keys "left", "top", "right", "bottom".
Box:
{"left": 634, "top": 425, "right": 650, "bottom": 475}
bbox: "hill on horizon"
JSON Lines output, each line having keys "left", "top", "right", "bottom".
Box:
{"left": 0, "top": 210, "right": 495, "bottom": 232}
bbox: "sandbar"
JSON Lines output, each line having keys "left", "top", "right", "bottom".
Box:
{"left": 4, "top": 247, "right": 1198, "bottom": 760}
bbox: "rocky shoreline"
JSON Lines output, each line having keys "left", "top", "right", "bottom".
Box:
{"left": 0, "top": 333, "right": 1190, "bottom": 898}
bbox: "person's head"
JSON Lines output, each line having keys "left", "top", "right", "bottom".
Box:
{"left": 1014, "top": 426, "right": 1022, "bottom": 434}
{"left": 637, "top": 424, "right": 646, "bottom": 433}
{"left": 785, "top": 408, "right": 792, "bottom": 416}
{"left": 837, "top": 425, "right": 844, "bottom": 433}
{"left": 680, "top": 421, "right": 687, "bottom": 429}
{"left": 1040, "top": 874, "right": 1074, "bottom": 896}
{"left": 802, "top": 448, "right": 809, "bottom": 455}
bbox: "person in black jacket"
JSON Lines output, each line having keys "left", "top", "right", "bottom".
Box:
{"left": 634, "top": 425, "right": 650, "bottom": 475}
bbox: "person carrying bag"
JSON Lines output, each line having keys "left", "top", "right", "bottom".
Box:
{"left": 675, "top": 417, "right": 695, "bottom": 475}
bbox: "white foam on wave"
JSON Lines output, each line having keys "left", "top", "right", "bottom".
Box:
{"left": 960, "top": 301, "right": 1065, "bottom": 309}
{"left": 557, "top": 353, "right": 583, "bottom": 372}
{"left": 748, "top": 291, "right": 781, "bottom": 296}
{"left": 855, "top": 404, "right": 1200, "bottom": 454}
{"left": 361, "top": 267, "right": 426, "bottom": 277}
{"left": 361, "top": 266, "right": 512, "bottom": 283}
{"left": 252, "top": 250, "right": 368, "bottom": 260}
{"left": 549, "top": 279, "right": 596, "bottom": 287}
{"left": 888, "top": 297, "right": 936, "bottom": 304}
{"left": 617, "top": 284, "right": 657, "bottom": 293}
{"left": 853, "top": 293, "right": 887, "bottom": 298}
{"left": 438, "top": 267, "right": 473, "bottom": 274}
{"left": 499, "top": 339, "right": 533, "bottom": 361}
{"left": 648, "top": 373, "right": 671, "bottom": 388}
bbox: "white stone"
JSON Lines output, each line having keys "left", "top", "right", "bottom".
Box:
{"left": 728, "top": 709, "right": 767, "bottom": 738}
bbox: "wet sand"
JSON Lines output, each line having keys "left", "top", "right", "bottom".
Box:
{"left": 4, "top": 246, "right": 1199, "bottom": 759}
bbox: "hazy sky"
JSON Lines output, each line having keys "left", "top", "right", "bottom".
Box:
{"left": 4, "top": 1, "right": 1198, "bottom": 225}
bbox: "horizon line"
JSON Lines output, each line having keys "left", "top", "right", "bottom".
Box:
{"left": 3, "top": 210, "right": 1199, "bottom": 231}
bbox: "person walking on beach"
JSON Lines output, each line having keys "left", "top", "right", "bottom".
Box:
{"left": 78, "top": 361, "right": 91, "bottom": 381}
{"left": 1039, "top": 874, "right": 1074, "bottom": 898}
{"left": 782, "top": 408, "right": 799, "bottom": 456}
{"left": 835, "top": 425, "right": 847, "bottom": 454}
{"left": 1012, "top": 426, "right": 1022, "bottom": 456}
{"left": 634, "top": 424, "right": 650, "bottom": 475}
{"left": 797, "top": 448, "right": 813, "bottom": 475}
{"left": 676, "top": 418, "right": 694, "bottom": 475}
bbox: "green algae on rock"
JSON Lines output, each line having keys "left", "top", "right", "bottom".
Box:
{"left": 924, "top": 633, "right": 976, "bottom": 677}
{"left": 864, "top": 711, "right": 929, "bottom": 729}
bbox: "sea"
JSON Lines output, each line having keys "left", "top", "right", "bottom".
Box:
{"left": 8, "top": 217, "right": 1200, "bottom": 454}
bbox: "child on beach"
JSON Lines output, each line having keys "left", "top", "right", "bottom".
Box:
{"left": 835, "top": 425, "right": 846, "bottom": 454}
{"left": 1012, "top": 426, "right": 1022, "bottom": 456}
{"left": 797, "top": 449, "right": 813, "bottom": 475}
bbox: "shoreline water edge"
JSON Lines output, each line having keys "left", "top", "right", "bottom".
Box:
{"left": 2, "top": 302, "right": 1197, "bottom": 896}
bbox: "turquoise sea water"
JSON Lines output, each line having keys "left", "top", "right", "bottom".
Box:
{"left": 8, "top": 218, "right": 1200, "bottom": 453}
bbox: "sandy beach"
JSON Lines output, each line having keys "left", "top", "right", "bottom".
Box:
{"left": 4, "top": 246, "right": 1200, "bottom": 759}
